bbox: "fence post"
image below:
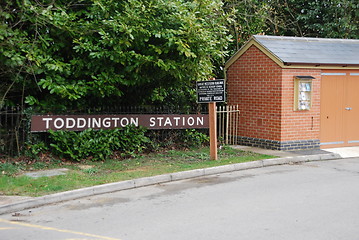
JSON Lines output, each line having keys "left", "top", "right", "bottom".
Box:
{"left": 209, "top": 102, "right": 218, "bottom": 160}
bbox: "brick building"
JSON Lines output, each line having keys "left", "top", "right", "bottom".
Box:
{"left": 225, "top": 35, "right": 359, "bottom": 150}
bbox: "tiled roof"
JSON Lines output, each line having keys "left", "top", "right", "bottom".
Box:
{"left": 253, "top": 35, "right": 359, "bottom": 65}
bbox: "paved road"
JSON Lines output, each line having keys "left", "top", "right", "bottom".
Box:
{"left": 1, "top": 158, "right": 359, "bottom": 240}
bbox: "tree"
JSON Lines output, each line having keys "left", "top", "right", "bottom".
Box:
{"left": 223, "top": 0, "right": 358, "bottom": 57}
{"left": 223, "top": 0, "right": 270, "bottom": 53}
{"left": 265, "top": 0, "right": 359, "bottom": 38}
{"left": 1, "top": 0, "right": 231, "bottom": 110}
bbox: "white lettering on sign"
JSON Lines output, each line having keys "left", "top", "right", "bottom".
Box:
{"left": 174, "top": 117, "right": 180, "bottom": 125}
{"left": 66, "top": 118, "right": 76, "bottom": 128}
{"left": 188, "top": 117, "right": 194, "bottom": 126}
{"left": 41, "top": 117, "right": 139, "bottom": 130}
{"left": 103, "top": 118, "right": 111, "bottom": 128}
{"left": 148, "top": 116, "right": 204, "bottom": 127}
{"left": 43, "top": 118, "right": 53, "bottom": 129}
{"left": 164, "top": 117, "right": 172, "bottom": 127}
{"left": 54, "top": 118, "right": 64, "bottom": 129}
{"left": 31, "top": 114, "right": 209, "bottom": 132}
{"left": 198, "top": 117, "right": 204, "bottom": 126}
{"left": 92, "top": 118, "right": 100, "bottom": 128}
{"left": 200, "top": 97, "right": 211, "bottom": 101}
{"left": 157, "top": 117, "right": 164, "bottom": 126}
{"left": 120, "top": 118, "right": 128, "bottom": 127}
{"left": 150, "top": 117, "right": 156, "bottom": 127}
{"left": 78, "top": 118, "right": 86, "bottom": 128}
{"left": 111, "top": 118, "right": 120, "bottom": 127}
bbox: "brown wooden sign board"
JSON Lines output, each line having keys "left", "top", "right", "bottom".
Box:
{"left": 31, "top": 114, "right": 209, "bottom": 132}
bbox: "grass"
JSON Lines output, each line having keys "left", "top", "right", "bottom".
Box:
{"left": 0, "top": 146, "right": 275, "bottom": 197}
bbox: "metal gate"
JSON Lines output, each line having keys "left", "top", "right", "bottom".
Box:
{"left": 217, "top": 105, "right": 240, "bottom": 145}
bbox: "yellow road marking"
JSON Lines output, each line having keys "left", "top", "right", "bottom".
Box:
{"left": 0, "top": 227, "right": 16, "bottom": 230}
{"left": 0, "top": 219, "right": 122, "bottom": 240}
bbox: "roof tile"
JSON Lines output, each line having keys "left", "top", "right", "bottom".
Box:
{"left": 253, "top": 35, "right": 359, "bottom": 65}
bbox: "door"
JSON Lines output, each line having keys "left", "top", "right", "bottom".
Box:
{"left": 344, "top": 73, "right": 359, "bottom": 146}
{"left": 320, "top": 71, "right": 359, "bottom": 148}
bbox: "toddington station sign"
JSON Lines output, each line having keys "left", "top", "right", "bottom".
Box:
{"left": 31, "top": 114, "right": 209, "bottom": 132}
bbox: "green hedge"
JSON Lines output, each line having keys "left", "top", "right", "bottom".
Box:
{"left": 49, "top": 125, "right": 149, "bottom": 161}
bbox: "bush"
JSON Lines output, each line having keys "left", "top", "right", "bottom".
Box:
{"left": 181, "top": 129, "right": 209, "bottom": 148}
{"left": 25, "top": 141, "right": 49, "bottom": 159}
{"left": 0, "top": 162, "right": 23, "bottom": 176}
{"left": 146, "top": 129, "right": 209, "bottom": 151}
{"left": 49, "top": 125, "right": 149, "bottom": 161}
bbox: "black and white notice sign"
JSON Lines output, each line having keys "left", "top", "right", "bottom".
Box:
{"left": 197, "top": 79, "right": 226, "bottom": 103}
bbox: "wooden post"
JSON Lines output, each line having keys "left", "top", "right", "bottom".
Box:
{"left": 209, "top": 102, "right": 218, "bottom": 160}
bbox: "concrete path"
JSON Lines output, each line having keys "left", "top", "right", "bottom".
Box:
{"left": 233, "top": 145, "right": 359, "bottom": 159}
{"left": 324, "top": 146, "right": 359, "bottom": 158}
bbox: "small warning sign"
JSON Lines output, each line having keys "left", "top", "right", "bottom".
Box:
{"left": 196, "top": 79, "right": 226, "bottom": 103}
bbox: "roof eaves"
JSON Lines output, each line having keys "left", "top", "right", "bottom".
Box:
{"left": 224, "top": 36, "right": 284, "bottom": 69}
{"left": 251, "top": 35, "right": 285, "bottom": 65}
{"left": 224, "top": 36, "right": 255, "bottom": 69}
{"left": 283, "top": 62, "right": 359, "bottom": 67}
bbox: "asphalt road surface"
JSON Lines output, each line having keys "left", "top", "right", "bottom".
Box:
{"left": 1, "top": 158, "right": 359, "bottom": 240}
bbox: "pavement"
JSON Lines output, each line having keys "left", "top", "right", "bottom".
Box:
{"left": 1, "top": 145, "right": 359, "bottom": 215}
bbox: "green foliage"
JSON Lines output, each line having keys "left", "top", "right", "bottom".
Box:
{"left": 266, "top": 0, "right": 358, "bottom": 38}
{"left": 49, "top": 126, "right": 149, "bottom": 161}
{"left": 31, "top": 161, "right": 48, "bottom": 170}
{"left": 224, "top": 0, "right": 358, "bottom": 55}
{"left": 25, "top": 142, "right": 49, "bottom": 159}
{"left": 224, "top": 0, "right": 270, "bottom": 52}
{"left": 1, "top": 0, "right": 230, "bottom": 109}
{"left": 181, "top": 129, "right": 210, "bottom": 148}
{"left": 2, "top": 0, "right": 357, "bottom": 110}
{"left": 82, "top": 167, "right": 99, "bottom": 175}
{"left": 145, "top": 129, "right": 209, "bottom": 151}
{"left": 0, "top": 162, "right": 23, "bottom": 176}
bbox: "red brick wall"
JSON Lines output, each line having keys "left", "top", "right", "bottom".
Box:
{"left": 227, "top": 45, "right": 282, "bottom": 141}
{"left": 281, "top": 69, "right": 321, "bottom": 141}
{"left": 226, "top": 45, "right": 321, "bottom": 142}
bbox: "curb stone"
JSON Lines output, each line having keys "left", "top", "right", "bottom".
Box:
{"left": 171, "top": 168, "right": 205, "bottom": 181}
{"left": 134, "top": 174, "right": 172, "bottom": 188}
{"left": 0, "top": 153, "right": 342, "bottom": 215}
